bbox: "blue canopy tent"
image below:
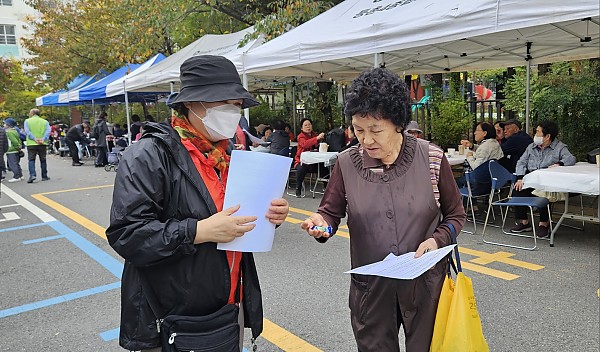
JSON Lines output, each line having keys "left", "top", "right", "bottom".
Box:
{"left": 68, "top": 64, "right": 142, "bottom": 105}
{"left": 36, "top": 74, "right": 95, "bottom": 107}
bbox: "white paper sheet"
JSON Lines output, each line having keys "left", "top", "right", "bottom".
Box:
{"left": 345, "top": 245, "right": 457, "bottom": 279}
{"left": 217, "top": 150, "right": 292, "bottom": 252}
{"left": 244, "top": 129, "right": 270, "bottom": 146}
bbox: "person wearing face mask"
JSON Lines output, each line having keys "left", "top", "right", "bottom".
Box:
{"left": 511, "top": 120, "right": 576, "bottom": 238}
{"left": 106, "top": 55, "right": 290, "bottom": 352}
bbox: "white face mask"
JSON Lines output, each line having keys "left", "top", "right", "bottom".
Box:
{"left": 189, "top": 103, "right": 241, "bottom": 142}
{"left": 533, "top": 136, "right": 544, "bottom": 146}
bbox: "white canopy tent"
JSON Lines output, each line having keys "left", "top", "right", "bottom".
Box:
{"left": 244, "top": 0, "right": 599, "bottom": 130}
{"left": 125, "top": 27, "right": 262, "bottom": 94}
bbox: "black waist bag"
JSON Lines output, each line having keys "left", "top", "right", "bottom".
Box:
{"left": 160, "top": 304, "right": 240, "bottom": 352}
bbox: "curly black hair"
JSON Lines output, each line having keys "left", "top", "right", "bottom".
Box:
{"left": 344, "top": 67, "right": 411, "bottom": 130}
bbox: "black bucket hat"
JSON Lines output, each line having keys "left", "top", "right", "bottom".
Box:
{"left": 168, "top": 55, "right": 259, "bottom": 109}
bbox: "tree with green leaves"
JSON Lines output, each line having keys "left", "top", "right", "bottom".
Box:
{"left": 22, "top": 0, "right": 245, "bottom": 89}
{"left": 0, "top": 58, "right": 48, "bottom": 122}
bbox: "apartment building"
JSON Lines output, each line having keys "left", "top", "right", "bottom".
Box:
{"left": 0, "top": 0, "right": 37, "bottom": 59}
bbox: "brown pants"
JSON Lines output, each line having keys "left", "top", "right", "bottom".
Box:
{"left": 352, "top": 266, "right": 445, "bottom": 352}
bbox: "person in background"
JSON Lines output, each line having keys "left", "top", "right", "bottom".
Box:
{"left": 340, "top": 124, "right": 359, "bottom": 152}
{"left": 460, "top": 122, "right": 504, "bottom": 170}
{"left": 24, "top": 108, "right": 50, "bottom": 183}
{"left": 106, "top": 55, "right": 289, "bottom": 351}
{"left": 130, "top": 114, "right": 142, "bottom": 139}
{"left": 4, "top": 118, "right": 23, "bottom": 182}
{"left": 232, "top": 115, "right": 251, "bottom": 151}
{"left": 498, "top": 119, "right": 532, "bottom": 173}
{"left": 405, "top": 120, "right": 423, "bottom": 139}
{"left": 254, "top": 124, "right": 270, "bottom": 138}
{"left": 93, "top": 112, "right": 112, "bottom": 167}
{"left": 494, "top": 121, "right": 506, "bottom": 144}
{"left": 113, "top": 123, "right": 125, "bottom": 138}
{"left": 511, "top": 120, "right": 576, "bottom": 238}
{"left": 293, "top": 117, "right": 325, "bottom": 197}
{"left": 301, "top": 67, "right": 465, "bottom": 351}
{"left": 64, "top": 121, "right": 92, "bottom": 166}
{"left": 0, "top": 123, "right": 7, "bottom": 180}
{"left": 261, "top": 127, "right": 273, "bottom": 142}
{"left": 267, "top": 120, "right": 291, "bottom": 156}
{"left": 284, "top": 123, "right": 295, "bottom": 142}
{"left": 145, "top": 114, "right": 155, "bottom": 122}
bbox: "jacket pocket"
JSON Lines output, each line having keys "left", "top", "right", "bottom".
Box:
{"left": 349, "top": 274, "right": 369, "bottom": 324}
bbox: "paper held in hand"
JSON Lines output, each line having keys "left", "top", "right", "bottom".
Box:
{"left": 345, "top": 245, "right": 457, "bottom": 280}
{"left": 243, "top": 129, "right": 270, "bottom": 146}
{"left": 217, "top": 150, "right": 292, "bottom": 252}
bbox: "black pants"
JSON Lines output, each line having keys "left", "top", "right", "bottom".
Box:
{"left": 95, "top": 146, "right": 108, "bottom": 166}
{"left": 295, "top": 163, "right": 329, "bottom": 191}
{"left": 65, "top": 138, "right": 80, "bottom": 163}
{"left": 512, "top": 187, "right": 550, "bottom": 222}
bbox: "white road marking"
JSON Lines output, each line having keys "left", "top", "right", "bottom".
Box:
{"left": 1, "top": 185, "right": 56, "bottom": 223}
{"left": 0, "top": 212, "right": 20, "bottom": 222}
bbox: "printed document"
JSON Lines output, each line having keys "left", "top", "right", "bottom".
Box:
{"left": 345, "top": 245, "right": 457, "bottom": 279}
{"left": 244, "top": 129, "right": 270, "bottom": 146}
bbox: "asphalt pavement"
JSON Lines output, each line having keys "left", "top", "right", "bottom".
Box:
{"left": 0, "top": 152, "right": 598, "bottom": 351}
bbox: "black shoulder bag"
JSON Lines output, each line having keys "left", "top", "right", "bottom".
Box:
{"left": 141, "top": 275, "right": 241, "bottom": 352}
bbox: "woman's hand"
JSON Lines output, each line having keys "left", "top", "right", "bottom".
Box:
{"left": 300, "top": 213, "right": 331, "bottom": 239}
{"left": 414, "top": 238, "right": 439, "bottom": 258}
{"left": 514, "top": 179, "right": 524, "bottom": 191}
{"left": 194, "top": 205, "right": 257, "bottom": 244}
{"left": 460, "top": 139, "right": 472, "bottom": 148}
{"left": 266, "top": 198, "right": 289, "bottom": 225}
{"left": 317, "top": 132, "right": 325, "bottom": 141}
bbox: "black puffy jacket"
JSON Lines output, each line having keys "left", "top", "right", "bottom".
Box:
{"left": 106, "top": 122, "right": 263, "bottom": 350}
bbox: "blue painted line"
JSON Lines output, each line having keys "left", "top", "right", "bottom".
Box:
{"left": 23, "top": 234, "right": 65, "bottom": 244}
{"left": 46, "top": 221, "right": 124, "bottom": 279}
{"left": 100, "top": 327, "right": 120, "bottom": 341}
{"left": 0, "top": 282, "right": 120, "bottom": 319}
{"left": 0, "top": 222, "right": 48, "bottom": 233}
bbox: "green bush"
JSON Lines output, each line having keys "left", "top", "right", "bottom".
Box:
{"left": 429, "top": 88, "right": 471, "bottom": 150}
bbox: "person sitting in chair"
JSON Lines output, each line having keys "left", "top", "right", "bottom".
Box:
{"left": 511, "top": 120, "right": 576, "bottom": 238}
{"left": 267, "top": 120, "right": 291, "bottom": 156}
{"left": 293, "top": 118, "right": 325, "bottom": 197}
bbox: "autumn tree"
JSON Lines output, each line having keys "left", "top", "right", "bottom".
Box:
{"left": 22, "top": 0, "right": 245, "bottom": 89}
{"left": 0, "top": 58, "right": 47, "bottom": 121}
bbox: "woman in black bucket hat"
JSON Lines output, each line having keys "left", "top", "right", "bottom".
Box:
{"left": 106, "top": 55, "right": 289, "bottom": 351}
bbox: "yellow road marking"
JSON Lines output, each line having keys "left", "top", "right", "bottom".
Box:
{"left": 461, "top": 262, "right": 520, "bottom": 280}
{"left": 263, "top": 319, "right": 322, "bottom": 351}
{"left": 33, "top": 187, "right": 321, "bottom": 351}
{"left": 36, "top": 184, "right": 113, "bottom": 195}
{"left": 31, "top": 193, "right": 107, "bottom": 239}
{"left": 460, "top": 247, "right": 544, "bottom": 270}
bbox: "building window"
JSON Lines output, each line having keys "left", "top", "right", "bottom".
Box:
{"left": 0, "top": 0, "right": 13, "bottom": 6}
{"left": 0, "top": 25, "right": 17, "bottom": 45}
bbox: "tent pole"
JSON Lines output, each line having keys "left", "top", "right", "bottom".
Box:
{"left": 525, "top": 42, "right": 532, "bottom": 134}
{"left": 92, "top": 100, "right": 95, "bottom": 120}
{"left": 242, "top": 72, "right": 249, "bottom": 124}
{"left": 124, "top": 80, "right": 132, "bottom": 145}
{"left": 292, "top": 79, "right": 297, "bottom": 136}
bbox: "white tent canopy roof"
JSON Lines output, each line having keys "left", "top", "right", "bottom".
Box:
{"left": 244, "top": 0, "right": 599, "bottom": 81}
{"left": 125, "top": 27, "right": 261, "bottom": 93}
{"left": 104, "top": 53, "right": 166, "bottom": 98}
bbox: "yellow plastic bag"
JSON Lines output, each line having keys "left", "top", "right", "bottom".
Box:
{"left": 430, "top": 275, "right": 455, "bottom": 352}
{"left": 430, "top": 272, "right": 489, "bottom": 352}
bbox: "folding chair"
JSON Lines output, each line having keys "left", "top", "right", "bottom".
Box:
{"left": 482, "top": 160, "right": 552, "bottom": 250}
{"left": 459, "top": 160, "right": 494, "bottom": 234}
{"left": 286, "top": 146, "right": 307, "bottom": 197}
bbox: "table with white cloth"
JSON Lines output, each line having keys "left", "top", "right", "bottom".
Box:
{"left": 523, "top": 162, "right": 599, "bottom": 246}
{"left": 249, "top": 145, "right": 270, "bottom": 153}
{"left": 446, "top": 154, "right": 467, "bottom": 166}
{"left": 300, "top": 151, "right": 338, "bottom": 197}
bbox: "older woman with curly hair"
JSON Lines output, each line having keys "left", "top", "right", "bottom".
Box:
{"left": 301, "top": 68, "right": 466, "bottom": 352}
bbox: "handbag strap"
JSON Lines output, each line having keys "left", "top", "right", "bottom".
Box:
{"left": 139, "top": 267, "right": 243, "bottom": 321}
{"left": 446, "top": 223, "right": 462, "bottom": 275}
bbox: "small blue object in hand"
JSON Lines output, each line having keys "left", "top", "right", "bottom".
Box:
{"left": 311, "top": 225, "right": 333, "bottom": 234}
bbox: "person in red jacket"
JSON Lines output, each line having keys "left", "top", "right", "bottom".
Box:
{"left": 293, "top": 118, "right": 325, "bottom": 197}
